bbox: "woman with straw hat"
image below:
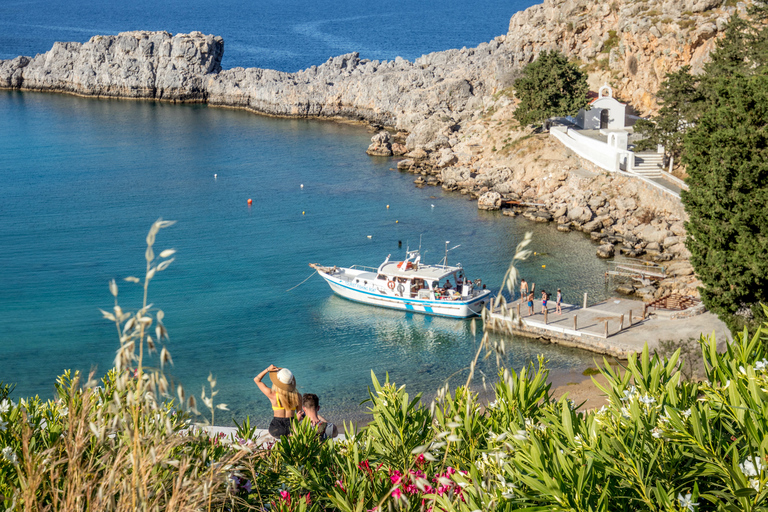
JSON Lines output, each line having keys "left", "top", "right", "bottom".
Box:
{"left": 254, "top": 364, "right": 301, "bottom": 438}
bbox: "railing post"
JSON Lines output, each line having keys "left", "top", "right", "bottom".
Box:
{"left": 628, "top": 310, "right": 633, "bottom": 326}
{"left": 643, "top": 303, "right": 647, "bottom": 319}
{"left": 604, "top": 320, "right": 609, "bottom": 337}
{"left": 517, "top": 302, "right": 521, "bottom": 319}
{"left": 544, "top": 308, "right": 548, "bottom": 325}
{"left": 583, "top": 292, "right": 588, "bottom": 309}
{"left": 619, "top": 314, "right": 624, "bottom": 331}
{"left": 573, "top": 315, "right": 578, "bottom": 331}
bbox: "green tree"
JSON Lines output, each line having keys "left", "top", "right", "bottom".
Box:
{"left": 634, "top": 66, "right": 703, "bottom": 162}
{"left": 681, "top": 71, "right": 768, "bottom": 334}
{"left": 513, "top": 50, "right": 589, "bottom": 129}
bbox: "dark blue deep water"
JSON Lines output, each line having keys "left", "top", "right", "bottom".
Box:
{"left": 0, "top": 0, "right": 619, "bottom": 426}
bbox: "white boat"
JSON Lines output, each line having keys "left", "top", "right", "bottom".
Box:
{"left": 309, "top": 250, "right": 491, "bottom": 318}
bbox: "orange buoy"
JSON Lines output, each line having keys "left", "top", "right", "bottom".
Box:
{"left": 302, "top": 211, "right": 305, "bottom": 215}
{"left": 247, "top": 198, "right": 252, "bottom": 206}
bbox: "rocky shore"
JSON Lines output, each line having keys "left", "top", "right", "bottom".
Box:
{"left": 0, "top": 0, "right": 751, "bottom": 303}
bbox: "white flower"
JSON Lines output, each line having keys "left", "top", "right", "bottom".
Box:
{"left": 620, "top": 386, "right": 637, "bottom": 401}
{"left": 488, "top": 400, "right": 499, "bottom": 409}
{"left": 620, "top": 406, "right": 631, "bottom": 419}
{"left": 651, "top": 427, "right": 663, "bottom": 439}
{"left": 573, "top": 434, "right": 584, "bottom": 446}
{"left": 750, "top": 478, "right": 760, "bottom": 491}
{"left": 511, "top": 430, "right": 528, "bottom": 441}
{"left": 0, "top": 399, "right": 10, "bottom": 414}
{"left": 739, "top": 456, "right": 764, "bottom": 477}
{"left": 60, "top": 406, "right": 68, "bottom": 417}
{"left": 756, "top": 360, "right": 768, "bottom": 372}
{"left": 487, "top": 431, "right": 498, "bottom": 442}
{"left": 677, "top": 492, "right": 699, "bottom": 511}
{"left": 682, "top": 408, "right": 692, "bottom": 419}
{"left": 0, "top": 420, "right": 6, "bottom": 432}
{"left": 639, "top": 394, "right": 656, "bottom": 405}
{"left": 2, "top": 447, "right": 18, "bottom": 465}
{"left": 740, "top": 366, "right": 748, "bottom": 375}
{"left": 380, "top": 400, "right": 388, "bottom": 407}
{"left": 524, "top": 418, "right": 533, "bottom": 429}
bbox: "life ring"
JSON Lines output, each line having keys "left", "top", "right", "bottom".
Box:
{"left": 397, "top": 284, "right": 405, "bottom": 295}
{"left": 387, "top": 281, "right": 395, "bottom": 290}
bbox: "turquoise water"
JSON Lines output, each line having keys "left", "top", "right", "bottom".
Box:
{"left": 0, "top": 91, "right": 621, "bottom": 425}
{"left": 0, "top": 0, "right": 622, "bottom": 426}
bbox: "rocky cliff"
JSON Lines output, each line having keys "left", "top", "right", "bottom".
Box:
{"left": 0, "top": 1, "right": 749, "bottom": 125}
{"left": 0, "top": 31, "right": 223, "bottom": 101}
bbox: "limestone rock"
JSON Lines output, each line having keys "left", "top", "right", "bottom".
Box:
{"left": 478, "top": 191, "right": 502, "bottom": 210}
{"left": 367, "top": 130, "right": 393, "bottom": 156}
{"left": 14, "top": 31, "right": 223, "bottom": 100}
{"left": 596, "top": 244, "right": 615, "bottom": 258}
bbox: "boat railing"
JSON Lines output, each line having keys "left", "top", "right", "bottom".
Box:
{"left": 349, "top": 265, "right": 378, "bottom": 273}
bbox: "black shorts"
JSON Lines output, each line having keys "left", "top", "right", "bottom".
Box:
{"left": 268, "top": 417, "right": 292, "bottom": 438}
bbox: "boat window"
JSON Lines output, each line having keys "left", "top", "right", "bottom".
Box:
{"left": 377, "top": 274, "right": 386, "bottom": 280}
{"left": 431, "top": 281, "right": 438, "bottom": 289}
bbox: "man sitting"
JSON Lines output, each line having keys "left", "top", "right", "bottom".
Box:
{"left": 298, "top": 393, "right": 338, "bottom": 440}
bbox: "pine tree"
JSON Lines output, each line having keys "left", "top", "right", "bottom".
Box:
{"left": 634, "top": 66, "right": 703, "bottom": 162}
{"left": 513, "top": 50, "right": 589, "bottom": 129}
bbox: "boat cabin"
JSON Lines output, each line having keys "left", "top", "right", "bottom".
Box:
{"left": 374, "top": 260, "right": 478, "bottom": 301}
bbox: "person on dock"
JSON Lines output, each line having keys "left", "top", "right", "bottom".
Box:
{"left": 556, "top": 289, "right": 563, "bottom": 315}
{"left": 254, "top": 364, "right": 301, "bottom": 439}
{"left": 527, "top": 291, "right": 535, "bottom": 316}
{"left": 520, "top": 279, "right": 528, "bottom": 300}
{"left": 541, "top": 290, "right": 548, "bottom": 314}
{"left": 297, "top": 393, "right": 338, "bottom": 440}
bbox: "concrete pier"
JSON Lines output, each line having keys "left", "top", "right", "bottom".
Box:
{"left": 485, "top": 297, "right": 731, "bottom": 359}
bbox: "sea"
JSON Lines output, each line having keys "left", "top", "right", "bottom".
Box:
{"left": 0, "top": 0, "right": 620, "bottom": 426}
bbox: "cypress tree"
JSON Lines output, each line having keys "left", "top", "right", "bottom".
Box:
{"left": 681, "top": 72, "right": 768, "bottom": 333}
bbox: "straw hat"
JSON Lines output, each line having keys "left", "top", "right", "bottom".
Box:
{"left": 269, "top": 368, "right": 296, "bottom": 392}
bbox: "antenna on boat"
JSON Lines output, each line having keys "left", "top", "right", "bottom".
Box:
{"left": 418, "top": 234, "right": 423, "bottom": 255}
{"left": 443, "top": 242, "right": 461, "bottom": 266}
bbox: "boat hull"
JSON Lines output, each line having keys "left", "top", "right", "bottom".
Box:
{"left": 318, "top": 271, "right": 490, "bottom": 318}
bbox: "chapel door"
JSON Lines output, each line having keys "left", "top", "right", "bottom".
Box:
{"left": 600, "top": 109, "right": 609, "bottom": 129}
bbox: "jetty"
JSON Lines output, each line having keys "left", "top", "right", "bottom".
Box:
{"left": 485, "top": 296, "right": 731, "bottom": 359}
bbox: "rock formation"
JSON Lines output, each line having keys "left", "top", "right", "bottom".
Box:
{"left": 0, "top": 0, "right": 751, "bottom": 303}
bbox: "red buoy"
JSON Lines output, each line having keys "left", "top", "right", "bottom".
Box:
{"left": 247, "top": 198, "right": 253, "bottom": 206}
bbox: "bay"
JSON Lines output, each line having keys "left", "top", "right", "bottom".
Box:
{"left": 0, "top": 0, "right": 617, "bottom": 427}
{"left": 1, "top": 91, "right": 616, "bottom": 425}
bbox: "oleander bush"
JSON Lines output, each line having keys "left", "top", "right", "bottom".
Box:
{"left": 3, "top": 222, "right": 768, "bottom": 511}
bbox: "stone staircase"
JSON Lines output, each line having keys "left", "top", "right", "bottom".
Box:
{"left": 630, "top": 152, "right": 664, "bottom": 178}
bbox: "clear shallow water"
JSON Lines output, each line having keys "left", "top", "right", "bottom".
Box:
{"left": 0, "top": 91, "right": 621, "bottom": 426}
{"left": 0, "top": 0, "right": 536, "bottom": 72}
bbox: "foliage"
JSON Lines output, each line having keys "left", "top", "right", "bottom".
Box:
{"left": 634, "top": 8, "right": 768, "bottom": 334}
{"left": 6, "top": 224, "right": 768, "bottom": 511}
{"left": 513, "top": 50, "right": 590, "bottom": 129}
{"left": 681, "top": 71, "right": 768, "bottom": 334}
{"left": 634, "top": 66, "right": 703, "bottom": 161}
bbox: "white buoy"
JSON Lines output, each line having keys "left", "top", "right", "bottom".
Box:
{"left": 367, "top": 235, "right": 372, "bottom": 239}
{"left": 214, "top": 173, "right": 217, "bottom": 178}
{"left": 300, "top": 184, "right": 304, "bottom": 188}
{"left": 431, "top": 204, "right": 435, "bottom": 208}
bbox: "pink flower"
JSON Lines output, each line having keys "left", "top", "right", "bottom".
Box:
{"left": 336, "top": 480, "right": 346, "bottom": 492}
{"left": 391, "top": 488, "right": 403, "bottom": 500}
{"left": 279, "top": 490, "right": 290, "bottom": 503}
{"left": 305, "top": 492, "right": 311, "bottom": 505}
